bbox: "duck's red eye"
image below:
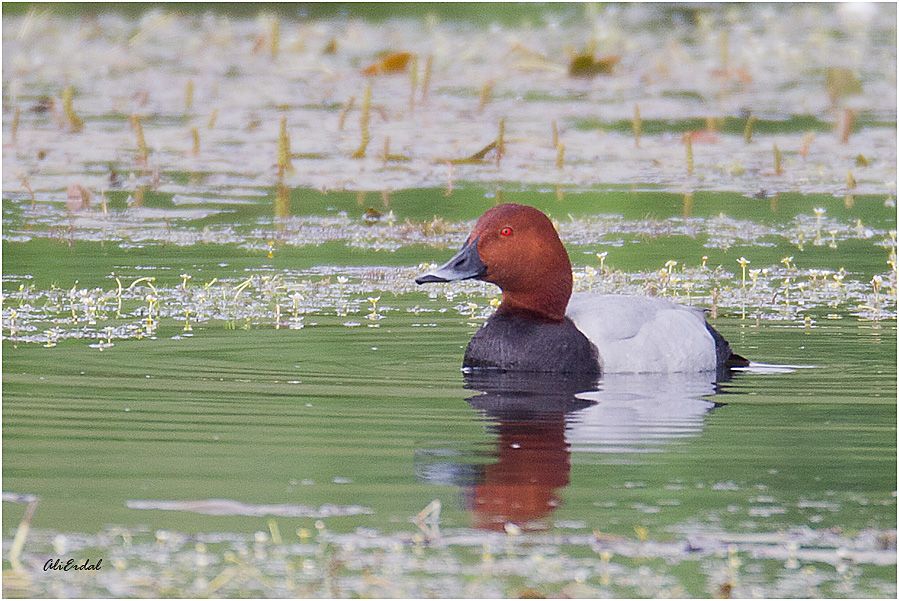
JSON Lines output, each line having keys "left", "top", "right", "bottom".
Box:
{"left": 500, "top": 227, "right": 513, "bottom": 237}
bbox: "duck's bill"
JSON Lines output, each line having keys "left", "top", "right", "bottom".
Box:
{"left": 415, "top": 237, "right": 487, "bottom": 284}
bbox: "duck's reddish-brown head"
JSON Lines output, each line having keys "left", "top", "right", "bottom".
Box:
{"left": 415, "top": 203, "right": 572, "bottom": 322}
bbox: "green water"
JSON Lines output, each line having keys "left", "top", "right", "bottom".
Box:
{"left": 2, "top": 3, "right": 897, "bottom": 597}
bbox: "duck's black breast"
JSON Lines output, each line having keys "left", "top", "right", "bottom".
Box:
{"left": 463, "top": 312, "right": 600, "bottom": 374}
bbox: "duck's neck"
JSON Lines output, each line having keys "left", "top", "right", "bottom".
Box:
{"left": 497, "top": 268, "right": 572, "bottom": 323}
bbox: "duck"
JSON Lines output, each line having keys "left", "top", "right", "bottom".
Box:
{"left": 415, "top": 203, "right": 748, "bottom": 375}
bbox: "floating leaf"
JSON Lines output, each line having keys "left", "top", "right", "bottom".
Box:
{"left": 855, "top": 154, "right": 870, "bottom": 167}
{"left": 825, "top": 67, "right": 862, "bottom": 104}
{"left": 362, "top": 51, "right": 412, "bottom": 76}
{"left": 568, "top": 53, "right": 619, "bottom": 77}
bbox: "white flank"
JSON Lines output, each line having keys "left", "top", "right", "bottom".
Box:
{"left": 566, "top": 293, "right": 717, "bottom": 373}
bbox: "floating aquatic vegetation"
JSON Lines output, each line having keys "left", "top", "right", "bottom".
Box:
{"left": 3, "top": 519, "right": 895, "bottom": 598}
{"left": 362, "top": 51, "right": 413, "bottom": 76}
{"left": 825, "top": 67, "right": 863, "bottom": 106}
{"left": 3, "top": 200, "right": 894, "bottom": 259}
{"left": 2, "top": 247, "right": 894, "bottom": 349}
{"left": 567, "top": 52, "right": 619, "bottom": 78}
{"left": 1, "top": 8, "right": 893, "bottom": 196}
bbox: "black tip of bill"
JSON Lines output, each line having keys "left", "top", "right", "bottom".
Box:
{"left": 415, "top": 237, "right": 486, "bottom": 286}
{"left": 414, "top": 273, "right": 448, "bottom": 285}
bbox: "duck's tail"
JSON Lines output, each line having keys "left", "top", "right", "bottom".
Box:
{"left": 705, "top": 322, "right": 750, "bottom": 370}
{"left": 725, "top": 352, "right": 751, "bottom": 368}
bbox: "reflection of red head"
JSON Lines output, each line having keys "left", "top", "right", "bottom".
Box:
{"left": 469, "top": 418, "right": 570, "bottom": 531}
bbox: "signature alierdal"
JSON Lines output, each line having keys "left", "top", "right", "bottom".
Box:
{"left": 43, "top": 558, "right": 103, "bottom": 571}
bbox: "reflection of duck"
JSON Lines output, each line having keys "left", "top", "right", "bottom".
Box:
{"left": 569, "top": 372, "right": 723, "bottom": 454}
{"left": 463, "top": 372, "right": 596, "bottom": 531}
{"left": 416, "top": 203, "right": 748, "bottom": 374}
{"left": 416, "top": 371, "right": 729, "bottom": 531}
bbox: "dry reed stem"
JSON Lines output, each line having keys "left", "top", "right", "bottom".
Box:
{"left": 277, "top": 116, "right": 293, "bottom": 177}
{"left": 351, "top": 84, "right": 372, "bottom": 159}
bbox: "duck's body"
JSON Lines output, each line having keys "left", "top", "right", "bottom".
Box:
{"left": 463, "top": 312, "right": 598, "bottom": 373}
{"left": 416, "top": 203, "right": 746, "bottom": 375}
{"left": 567, "top": 293, "right": 724, "bottom": 373}
{"left": 464, "top": 293, "right": 735, "bottom": 374}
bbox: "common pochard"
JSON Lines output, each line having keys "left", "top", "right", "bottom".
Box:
{"left": 415, "top": 203, "right": 748, "bottom": 374}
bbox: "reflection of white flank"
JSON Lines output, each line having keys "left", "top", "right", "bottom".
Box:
{"left": 568, "top": 372, "right": 719, "bottom": 454}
